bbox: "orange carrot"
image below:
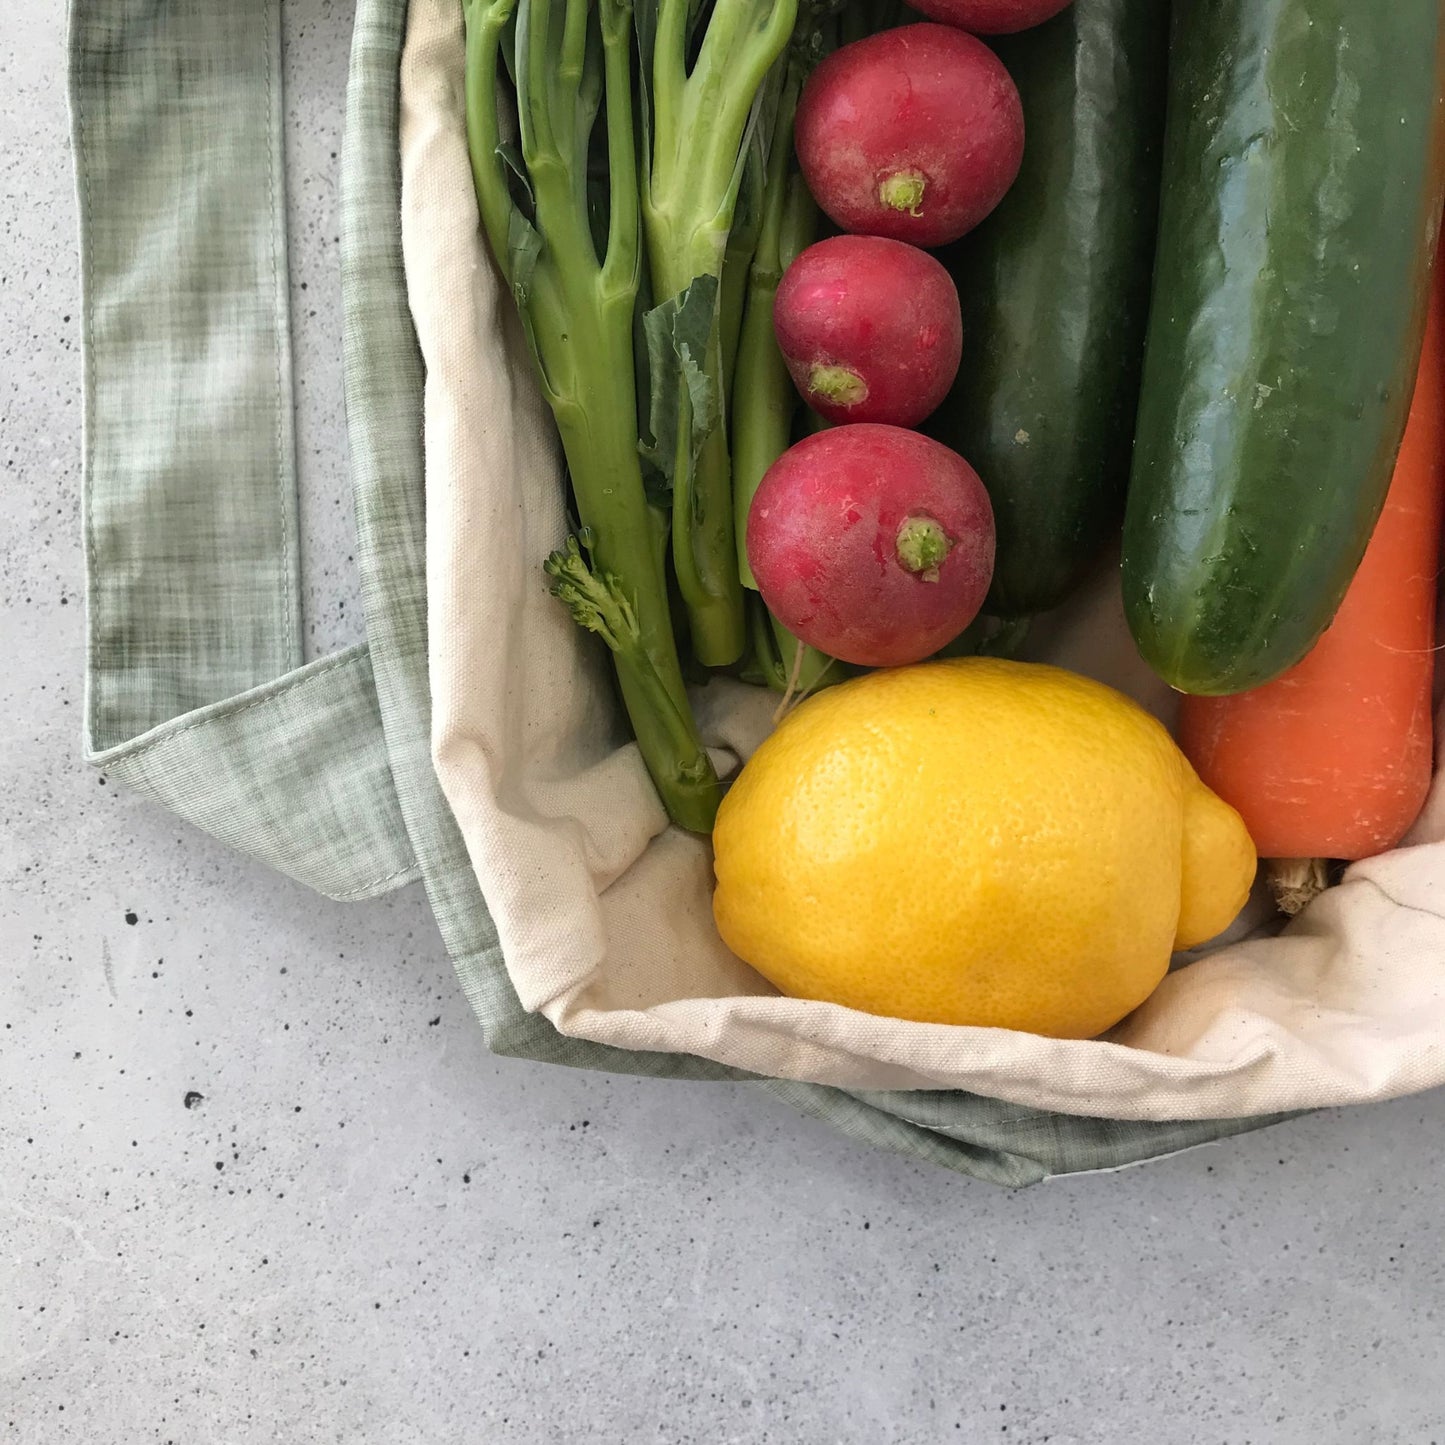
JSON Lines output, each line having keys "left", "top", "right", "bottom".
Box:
{"left": 1179, "top": 259, "right": 1445, "bottom": 876}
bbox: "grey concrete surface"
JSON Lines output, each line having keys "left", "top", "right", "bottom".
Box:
{"left": 4, "top": 4, "right": 1445, "bottom": 1443}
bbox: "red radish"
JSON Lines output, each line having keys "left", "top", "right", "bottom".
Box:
{"left": 795, "top": 25, "right": 1025, "bottom": 248}
{"left": 907, "top": 0, "right": 1075, "bottom": 35}
{"left": 774, "top": 236, "right": 963, "bottom": 427}
{"left": 748, "top": 424, "right": 995, "bottom": 667}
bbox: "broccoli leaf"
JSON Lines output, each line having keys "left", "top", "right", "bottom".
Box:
{"left": 638, "top": 273, "right": 720, "bottom": 503}
{"left": 506, "top": 206, "right": 543, "bottom": 305}
{"left": 495, "top": 141, "right": 535, "bottom": 210}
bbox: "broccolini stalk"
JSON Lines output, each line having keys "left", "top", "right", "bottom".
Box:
{"left": 719, "top": 144, "right": 768, "bottom": 396}
{"left": 732, "top": 76, "right": 809, "bottom": 589}
{"left": 463, "top": 0, "right": 721, "bottom": 833}
{"left": 637, "top": 0, "right": 801, "bottom": 669}
{"left": 730, "top": 64, "right": 836, "bottom": 696}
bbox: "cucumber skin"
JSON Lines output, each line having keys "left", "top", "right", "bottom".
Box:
{"left": 1122, "top": 1, "right": 1445, "bottom": 696}
{"left": 930, "top": 0, "right": 1170, "bottom": 619}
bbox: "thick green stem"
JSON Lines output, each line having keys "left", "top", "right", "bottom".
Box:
{"left": 719, "top": 252, "right": 753, "bottom": 399}
{"left": 679, "top": 346, "right": 745, "bottom": 664}
{"left": 646, "top": 221, "right": 745, "bottom": 668}
{"left": 651, "top": 0, "right": 689, "bottom": 146}
{"left": 743, "top": 595, "right": 835, "bottom": 696}
{"left": 462, "top": 0, "right": 517, "bottom": 273}
{"left": 679, "top": 0, "right": 799, "bottom": 197}
{"left": 642, "top": 0, "right": 799, "bottom": 669}
{"left": 731, "top": 272, "right": 794, "bottom": 587}
{"left": 599, "top": 0, "right": 639, "bottom": 298}
{"left": 745, "top": 591, "right": 783, "bottom": 685}
{"left": 559, "top": 0, "right": 589, "bottom": 82}
{"left": 551, "top": 382, "right": 720, "bottom": 831}
{"left": 547, "top": 291, "right": 719, "bottom": 829}
{"left": 719, "top": 149, "right": 767, "bottom": 390}
{"left": 732, "top": 117, "right": 810, "bottom": 582}
{"left": 517, "top": 0, "right": 560, "bottom": 177}
{"left": 728, "top": 72, "right": 840, "bottom": 694}
{"left": 769, "top": 617, "right": 840, "bottom": 696}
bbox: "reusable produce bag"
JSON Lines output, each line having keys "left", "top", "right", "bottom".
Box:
{"left": 73, "top": 0, "right": 1303, "bottom": 1186}
{"left": 406, "top": 0, "right": 1445, "bottom": 1123}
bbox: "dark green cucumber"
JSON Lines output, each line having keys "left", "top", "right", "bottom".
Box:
{"left": 930, "top": 0, "right": 1169, "bottom": 619}
{"left": 1122, "top": 1, "right": 1445, "bottom": 696}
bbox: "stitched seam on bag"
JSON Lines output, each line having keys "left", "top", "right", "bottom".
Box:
{"left": 328, "top": 862, "right": 424, "bottom": 900}
{"left": 74, "top": 13, "right": 100, "bottom": 755}
{"left": 88, "top": 650, "right": 369, "bottom": 764}
{"left": 881, "top": 1110, "right": 1039, "bottom": 1132}
{"left": 263, "top": 0, "right": 296, "bottom": 665}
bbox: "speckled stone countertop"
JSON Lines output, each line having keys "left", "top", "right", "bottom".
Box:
{"left": 4, "top": 4, "right": 1445, "bottom": 1442}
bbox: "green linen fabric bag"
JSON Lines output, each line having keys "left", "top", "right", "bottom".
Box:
{"left": 68, "top": 0, "right": 1283, "bottom": 1185}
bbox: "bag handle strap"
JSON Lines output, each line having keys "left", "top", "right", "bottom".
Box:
{"left": 69, "top": 0, "right": 419, "bottom": 900}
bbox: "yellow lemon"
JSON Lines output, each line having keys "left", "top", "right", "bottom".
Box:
{"left": 713, "top": 658, "right": 1255, "bottom": 1039}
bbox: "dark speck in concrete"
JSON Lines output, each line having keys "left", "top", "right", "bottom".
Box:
{"left": 124, "top": 911, "right": 138, "bottom": 925}
{"left": 183, "top": 1091, "right": 204, "bottom": 1110}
